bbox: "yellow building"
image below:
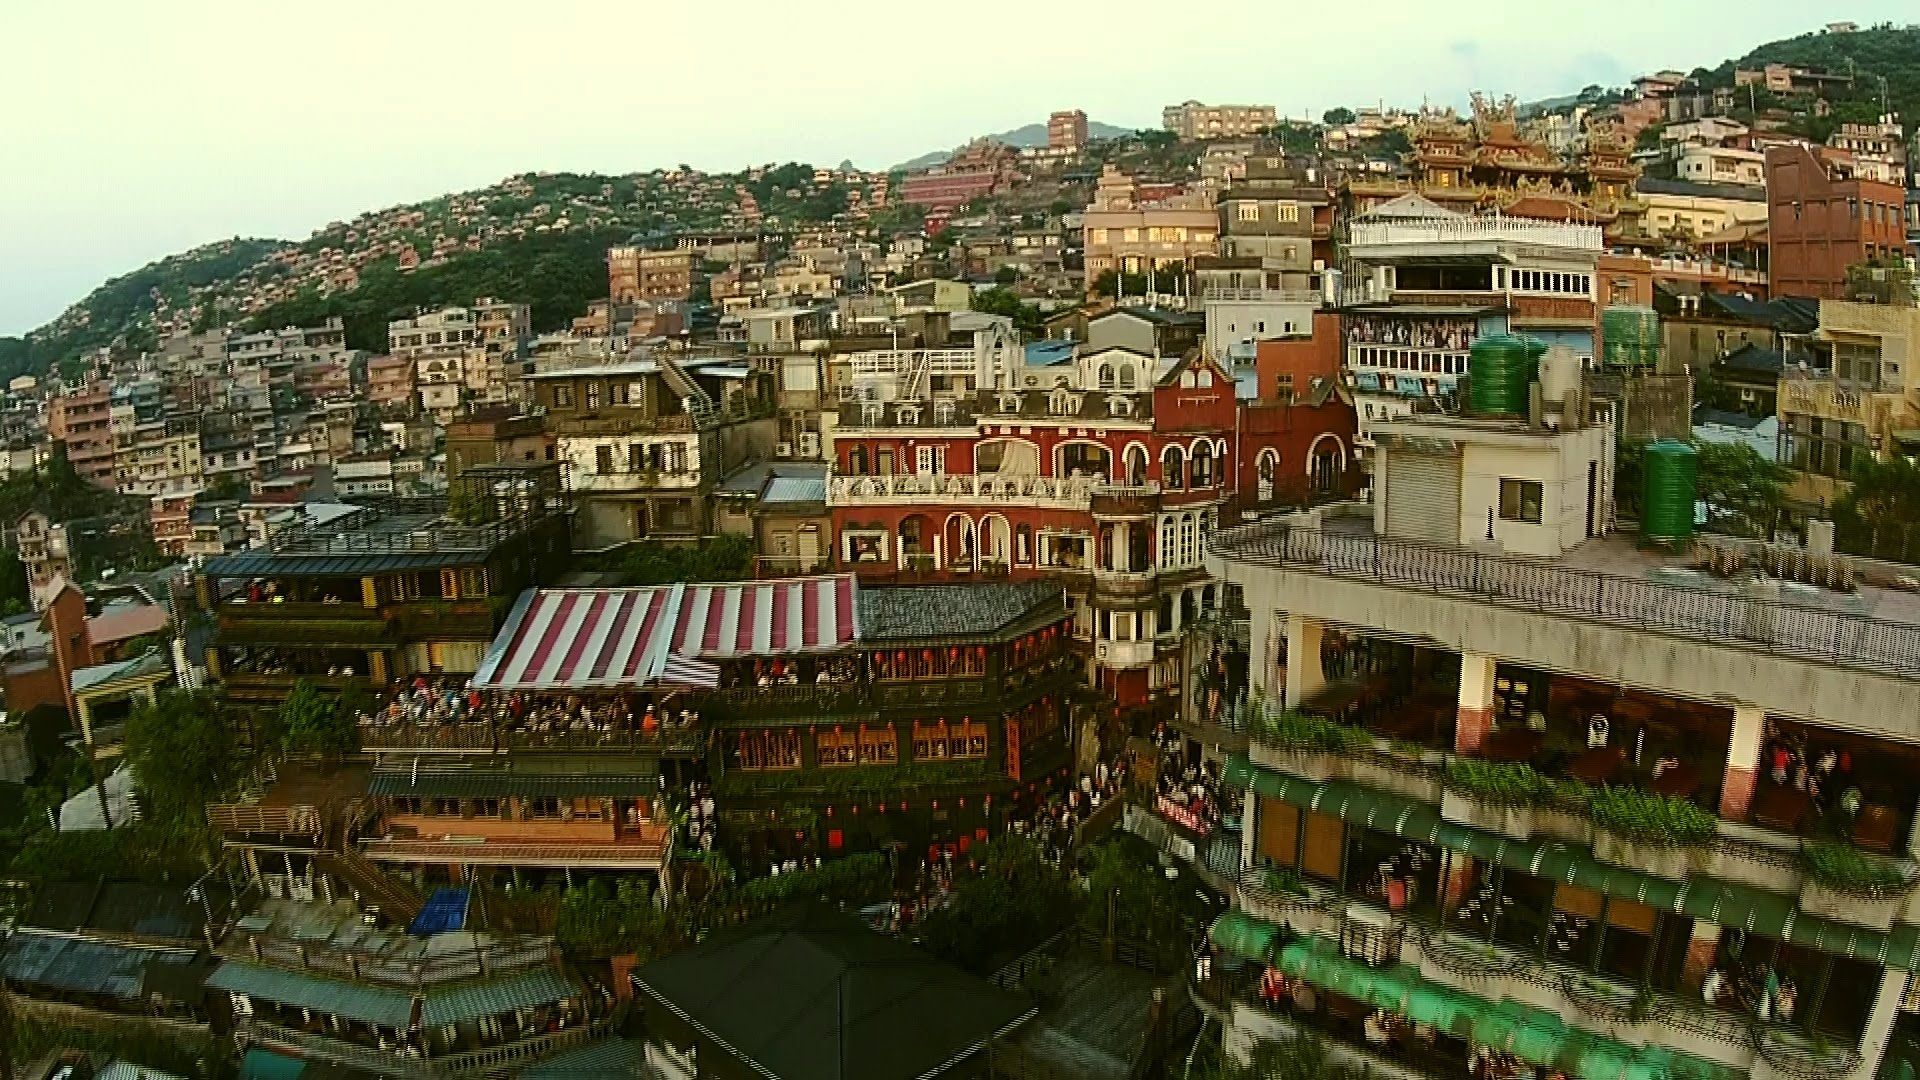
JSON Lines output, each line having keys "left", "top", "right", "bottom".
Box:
{"left": 1634, "top": 178, "right": 1767, "bottom": 243}
{"left": 1081, "top": 166, "right": 1219, "bottom": 288}
{"left": 1778, "top": 300, "right": 1920, "bottom": 505}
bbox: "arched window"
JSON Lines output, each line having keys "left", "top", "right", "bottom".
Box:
{"left": 1191, "top": 441, "right": 1215, "bottom": 488}
{"left": 1161, "top": 445, "right": 1185, "bottom": 490}
{"left": 1124, "top": 444, "right": 1150, "bottom": 486}
{"left": 1159, "top": 516, "right": 1177, "bottom": 570}
{"left": 1097, "top": 363, "right": 1116, "bottom": 389}
{"left": 982, "top": 514, "right": 1011, "bottom": 569}
{"left": 944, "top": 515, "right": 977, "bottom": 571}
{"left": 1178, "top": 513, "right": 1198, "bottom": 566}
{"left": 1257, "top": 448, "right": 1278, "bottom": 502}
{"left": 899, "top": 515, "right": 930, "bottom": 556}
{"left": 1117, "top": 364, "right": 1137, "bottom": 390}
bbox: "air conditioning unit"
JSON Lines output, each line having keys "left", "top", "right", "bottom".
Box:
{"left": 775, "top": 441, "right": 793, "bottom": 458}
{"left": 798, "top": 432, "right": 821, "bottom": 457}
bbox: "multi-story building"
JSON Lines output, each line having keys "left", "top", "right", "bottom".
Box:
{"left": 197, "top": 463, "right": 572, "bottom": 706}
{"left": 388, "top": 307, "right": 478, "bottom": 358}
{"left": 1766, "top": 143, "right": 1910, "bottom": 300}
{"left": 47, "top": 383, "right": 115, "bottom": 488}
{"left": 826, "top": 341, "right": 1237, "bottom": 710}
{"left": 1339, "top": 204, "right": 1606, "bottom": 453}
{"left": 444, "top": 407, "right": 553, "bottom": 482}
{"left": 1736, "top": 62, "right": 1856, "bottom": 98}
{"left": 1778, "top": 300, "right": 1920, "bottom": 507}
{"left": 366, "top": 354, "right": 415, "bottom": 416}
{"left": 526, "top": 355, "right": 776, "bottom": 550}
{"left": 1163, "top": 100, "right": 1278, "bottom": 141}
{"left": 1048, "top": 108, "right": 1089, "bottom": 152}
{"left": 15, "top": 511, "right": 71, "bottom": 612}
{"left": 1193, "top": 359, "right": 1920, "bottom": 1080}
{"left": 1082, "top": 166, "right": 1220, "bottom": 288}
{"left": 1675, "top": 145, "right": 1767, "bottom": 188}
{"left": 116, "top": 416, "right": 202, "bottom": 498}
{"left": 607, "top": 246, "right": 694, "bottom": 303}
{"left": 897, "top": 140, "right": 1017, "bottom": 212}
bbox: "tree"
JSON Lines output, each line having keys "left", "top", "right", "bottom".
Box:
{"left": 1833, "top": 456, "right": 1920, "bottom": 563}
{"left": 1091, "top": 269, "right": 1151, "bottom": 299}
{"left": 1693, "top": 441, "right": 1790, "bottom": 538}
{"left": 1137, "top": 130, "right": 1179, "bottom": 150}
{"left": 993, "top": 265, "right": 1019, "bottom": 285}
{"left": 1844, "top": 256, "right": 1918, "bottom": 307}
{"left": 916, "top": 835, "right": 1076, "bottom": 972}
{"left": 971, "top": 287, "right": 1042, "bottom": 335}
{"left": 1321, "top": 107, "right": 1357, "bottom": 126}
{"left": 124, "top": 689, "right": 237, "bottom": 825}
{"left": 616, "top": 534, "right": 755, "bottom": 586}
{"left": 1079, "top": 835, "right": 1214, "bottom": 969}
{"left": 276, "top": 678, "right": 363, "bottom": 756}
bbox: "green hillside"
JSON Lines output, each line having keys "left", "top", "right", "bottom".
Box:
{"left": 1700, "top": 23, "right": 1920, "bottom": 141}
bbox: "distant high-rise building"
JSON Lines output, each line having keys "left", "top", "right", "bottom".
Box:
{"left": 1048, "top": 109, "right": 1088, "bottom": 152}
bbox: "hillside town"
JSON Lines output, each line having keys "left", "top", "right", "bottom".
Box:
{"left": 7, "top": 17, "right": 1920, "bottom": 1080}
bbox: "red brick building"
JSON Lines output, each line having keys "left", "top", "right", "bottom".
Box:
{"left": 1766, "top": 143, "right": 1910, "bottom": 299}
{"left": 827, "top": 349, "right": 1238, "bottom": 709}
{"left": 898, "top": 141, "right": 1017, "bottom": 212}
{"left": 1236, "top": 316, "right": 1358, "bottom": 510}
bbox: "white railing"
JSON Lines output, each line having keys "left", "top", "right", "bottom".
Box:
{"left": 845, "top": 349, "right": 993, "bottom": 380}
{"left": 1652, "top": 256, "right": 1766, "bottom": 284}
{"left": 1348, "top": 216, "right": 1603, "bottom": 252}
{"left": 1202, "top": 288, "right": 1322, "bottom": 305}
{"left": 827, "top": 472, "right": 1142, "bottom": 510}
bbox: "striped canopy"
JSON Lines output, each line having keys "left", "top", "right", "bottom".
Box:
{"left": 472, "top": 576, "right": 859, "bottom": 691}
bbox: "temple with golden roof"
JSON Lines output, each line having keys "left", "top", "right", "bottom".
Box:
{"left": 1345, "top": 93, "right": 1645, "bottom": 240}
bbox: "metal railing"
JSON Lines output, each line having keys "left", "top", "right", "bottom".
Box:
{"left": 359, "top": 719, "right": 704, "bottom": 754}
{"left": 1348, "top": 216, "right": 1604, "bottom": 251}
{"left": 243, "top": 1020, "right": 602, "bottom": 1078}
{"left": 1210, "top": 522, "right": 1920, "bottom": 677}
{"left": 224, "top": 932, "right": 554, "bottom": 990}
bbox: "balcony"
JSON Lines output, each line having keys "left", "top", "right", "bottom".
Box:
{"left": 548, "top": 412, "right": 696, "bottom": 436}
{"left": 1348, "top": 217, "right": 1604, "bottom": 252}
{"left": 1089, "top": 484, "right": 1163, "bottom": 518}
{"left": 1094, "top": 639, "right": 1155, "bottom": 669}
{"left": 827, "top": 472, "right": 1109, "bottom": 511}
{"left": 1201, "top": 287, "right": 1323, "bottom": 305}
{"left": 567, "top": 468, "right": 703, "bottom": 493}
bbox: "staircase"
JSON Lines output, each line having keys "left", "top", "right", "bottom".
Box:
{"left": 899, "top": 349, "right": 934, "bottom": 402}
{"left": 320, "top": 846, "right": 426, "bottom": 923}
{"left": 657, "top": 356, "right": 720, "bottom": 427}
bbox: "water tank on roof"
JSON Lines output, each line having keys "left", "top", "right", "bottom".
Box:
{"left": 1537, "top": 344, "right": 1581, "bottom": 405}
{"left": 1642, "top": 439, "right": 1698, "bottom": 543}
{"left": 1467, "top": 333, "right": 1545, "bottom": 416}
{"left": 1601, "top": 305, "right": 1661, "bottom": 369}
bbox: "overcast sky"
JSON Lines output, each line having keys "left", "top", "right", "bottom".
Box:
{"left": 1, "top": 1, "right": 1904, "bottom": 335}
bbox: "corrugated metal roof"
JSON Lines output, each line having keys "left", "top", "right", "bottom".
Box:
{"left": 0, "top": 930, "right": 203, "bottom": 1001}
{"left": 201, "top": 551, "right": 477, "bottom": 577}
{"left": 368, "top": 772, "right": 659, "bottom": 798}
{"left": 763, "top": 476, "right": 827, "bottom": 504}
{"left": 520, "top": 1037, "right": 645, "bottom": 1078}
{"left": 420, "top": 967, "right": 577, "bottom": 1027}
{"left": 207, "top": 960, "right": 414, "bottom": 1027}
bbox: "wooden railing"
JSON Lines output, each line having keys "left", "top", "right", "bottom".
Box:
{"left": 206, "top": 802, "right": 321, "bottom": 837}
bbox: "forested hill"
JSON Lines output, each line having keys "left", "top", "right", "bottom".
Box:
{"left": 1718, "top": 23, "right": 1920, "bottom": 140}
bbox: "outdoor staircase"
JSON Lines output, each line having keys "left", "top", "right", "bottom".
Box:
{"left": 658, "top": 356, "right": 720, "bottom": 427}
{"left": 320, "top": 846, "right": 426, "bottom": 923}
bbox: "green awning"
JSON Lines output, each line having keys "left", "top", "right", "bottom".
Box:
{"left": 421, "top": 967, "right": 577, "bottom": 1027}
{"left": 208, "top": 960, "right": 413, "bottom": 1028}
{"left": 1407, "top": 984, "right": 1478, "bottom": 1039}
{"left": 1209, "top": 911, "right": 1281, "bottom": 961}
{"left": 1562, "top": 1032, "right": 1637, "bottom": 1080}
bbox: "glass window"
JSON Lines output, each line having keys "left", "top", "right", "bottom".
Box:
{"left": 1499, "top": 479, "right": 1544, "bottom": 523}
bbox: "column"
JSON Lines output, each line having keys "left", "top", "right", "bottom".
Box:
{"left": 1681, "top": 922, "right": 1721, "bottom": 991}
{"left": 1720, "top": 705, "right": 1765, "bottom": 822}
{"left": 1849, "top": 967, "right": 1914, "bottom": 1080}
{"left": 1456, "top": 653, "right": 1497, "bottom": 755}
{"left": 1240, "top": 792, "right": 1260, "bottom": 875}
{"left": 1283, "top": 615, "right": 1325, "bottom": 710}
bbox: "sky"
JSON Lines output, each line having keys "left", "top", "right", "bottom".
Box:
{"left": 0, "top": 0, "right": 1907, "bottom": 336}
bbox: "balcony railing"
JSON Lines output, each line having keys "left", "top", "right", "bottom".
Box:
{"left": 222, "top": 933, "right": 554, "bottom": 990}
{"left": 359, "top": 719, "right": 704, "bottom": 754}
{"left": 242, "top": 1019, "right": 603, "bottom": 1078}
{"left": 827, "top": 472, "right": 1114, "bottom": 510}
{"left": 1211, "top": 522, "right": 1920, "bottom": 678}
{"left": 1348, "top": 217, "right": 1604, "bottom": 251}
{"left": 1201, "top": 287, "right": 1323, "bottom": 304}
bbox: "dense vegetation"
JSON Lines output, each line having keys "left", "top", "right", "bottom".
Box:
{"left": 1720, "top": 24, "right": 1920, "bottom": 143}
{"left": 246, "top": 227, "right": 630, "bottom": 352}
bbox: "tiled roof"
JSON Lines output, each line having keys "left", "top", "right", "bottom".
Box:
{"left": 1717, "top": 343, "right": 1785, "bottom": 374}
{"left": 856, "top": 582, "right": 1063, "bottom": 642}
{"left": 86, "top": 603, "right": 167, "bottom": 645}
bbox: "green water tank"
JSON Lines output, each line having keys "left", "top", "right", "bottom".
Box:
{"left": 1468, "top": 333, "right": 1545, "bottom": 416}
{"left": 1601, "top": 305, "right": 1661, "bottom": 368}
{"left": 1642, "top": 439, "right": 1698, "bottom": 542}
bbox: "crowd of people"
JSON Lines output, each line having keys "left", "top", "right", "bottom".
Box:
{"left": 1150, "top": 721, "right": 1229, "bottom": 836}
{"left": 1762, "top": 725, "right": 1864, "bottom": 822}
{"left": 359, "top": 676, "right": 701, "bottom": 745}
{"left": 1006, "top": 747, "right": 1136, "bottom": 865}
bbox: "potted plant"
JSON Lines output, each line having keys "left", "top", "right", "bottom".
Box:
{"left": 1246, "top": 707, "right": 1365, "bottom": 780}
{"left": 1798, "top": 841, "right": 1914, "bottom": 930}
{"left": 1587, "top": 787, "right": 1717, "bottom": 879}
{"left": 1348, "top": 740, "right": 1445, "bottom": 803}
{"left": 1440, "top": 760, "right": 1552, "bottom": 840}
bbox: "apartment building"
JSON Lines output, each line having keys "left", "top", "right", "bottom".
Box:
{"left": 607, "top": 246, "right": 694, "bottom": 303}
{"left": 525, "top": 355, "right": 776, "bottom": 550}
{"left": 1767, "top": 143, "right": 1910, "bottom": 300}
{"left": 1338, "top": 203, "right": 1607, "bottom": 453}
{"left": 117, "top": 416, "right": 202, "bottom": 498}
{"left": 1082, "top": 166, "right": 1220, "bottom": 287}
{"left": 1676, "top": 145, "right": 1767, "bottom": 187}
{"left": 1163, "top": 100, "right": 1278, "bottom": 140}
{"left": 198, "top": 463, "right": 572, "bottom": 706}
{"left": 1190, "top": 355, "right": 1920, "bottom": 1080}
{"left": 15, "top": 511, "right": 71, "bottom": 612}
{"left": 897, "top": 140, "right": 1018, "bottom": 211}
{"left": 1777, "top": 300, "right": 1920, "bottom": 507}
{"left": 1048, "top": 108, "right": 1089, "bottom": 151}
{"left": 365, "top": 354, "right": 415, "bottom": 416}
{"left": 47, "top": 383, "right": 115, "bottom": 488}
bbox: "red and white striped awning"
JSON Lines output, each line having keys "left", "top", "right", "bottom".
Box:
{"left": 472, "top": 576, "right": 859, "bottom": 691}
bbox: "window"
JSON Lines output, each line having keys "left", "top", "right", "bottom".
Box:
{"left": 552, "top": 384, "right": 573, "bottom": 408}
{"left": 610, "top": 381, "right": 630, "bottom": 405}
{"left": 915, "top": 445, "right": 943, "bottom": 475}
{"left": 596, "top": 445, "right": 615, "bottom": 474}
{"left": 628, "top": 443, "right": 645, "bottom": 472}
{"left": 1161, "top": 445, "right": 1185, "bottom": 488}
{"left": 1236, "top": 202, "right": 1259, "bottom": 222}
{"left": 737, "top": 730, "right": 802, "bottom": 770}
{"left": 585, "top": 381, "right": 602, "bottom": 410}
{"left": 858, "top": 727, "right": 897, "bottom": 765}
{"left": 1499, "top": 479, "right": 1544, "bottom": 523}
{"left": 528, "top": 797, "right": 562, "bottom": 819}
{"left": 817, "top": 728, "right": 858, "bottom": 767}
{"left": 912, "top": 718, "right": 988, "bottom": 761}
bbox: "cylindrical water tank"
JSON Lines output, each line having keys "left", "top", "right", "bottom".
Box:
{"left": 1642, "top": 439, "right": 1698, "bottom": 542}
{"left": 1468, "top": 333, "right": 1545, "bottom": 416}
{"left": 1601, "top": 305, "right": 1661, "bottom": 369}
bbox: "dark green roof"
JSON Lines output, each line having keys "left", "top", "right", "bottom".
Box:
{"left": 368, "top": 772, "right": 659, "bottom": 798}
{"left": 202, "top": 551, "right": 482, "bottom": 578}
{"left": 208, "top": 960, "right": 414, "bottom": 1027}
{"left": 634, "top": 905, "right": 1035, "bottom": 1080}
{"left": 519, "top": 1037, "right": 645, "bottom": 1078}
{"left": 856, "top": 583, "right": 1063, "bottom": 642}
{"left": 1224, "top": 754, "right": 1920, "bottom": 970}
{"left": 420, "top": 967, "right": 577, "bottom": 1027}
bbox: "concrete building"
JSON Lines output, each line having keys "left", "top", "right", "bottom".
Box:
{"left": 1163, "top": 100, "right": 1278, "bottom": 140}
{"left": 1766, "top": 143, "right": 1910, "bottom": 300}
{"left": 1048, "top": 109, "right": 1089, "bottom": 152}
{"left": 1778, "top": 300, "right": 1920, "bottom": 507}
{"left": 1082, "top": 166, "right": 1219, "bottom": 287}
{"left": 607, "top": 246, "right": 694, "bottom": 303}
{"left": 47, "top": 384, "right": 115, "bottom": 488}
{"left": 1675, "top": 145, "right": 1767, "bottom": 188}
{"left": 1192, "top": 342, "right": 1920, "bottom": 1080}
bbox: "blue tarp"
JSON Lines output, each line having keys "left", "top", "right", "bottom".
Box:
{"left": 409, "top": 887, "right": 469, "bottom": 937}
